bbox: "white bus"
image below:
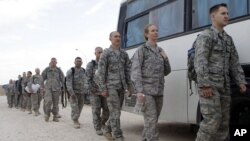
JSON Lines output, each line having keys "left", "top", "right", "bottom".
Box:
{"left": 118, "top": 0, "right": 250, "bottom": 127}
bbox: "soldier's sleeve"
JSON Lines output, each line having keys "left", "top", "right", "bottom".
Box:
{"left": 66, "top": 69, "right": 75, "bottom": 95}
{"left": 131, "top": 47, "right": 144, "bottom": 93}
{"left": 85, "top": 62, "right": 94, "bottom": 91}
{"left": 98, "top": 49, "right": 109, "bottom": 92}
{"left": 229, "top": 40, "right": 247, "bottom": 85}
{"left": 124, "top": 52, "right": 132, "bottom": 88}
{"left": 59, "top": 68, "right": 65, "bottom": 89}
{"left": 194, "top": 35, "right": 213, "bottom": 88}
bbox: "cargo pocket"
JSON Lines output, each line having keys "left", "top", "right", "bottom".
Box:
{"left": 200, "top": 98, "right": 214, "bottom": 115}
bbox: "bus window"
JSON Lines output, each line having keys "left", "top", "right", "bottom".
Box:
{"left": 192, "top": 0, "right": 248, "bottom": 29}
{"left": 249, "top": 1, "right": 250, "bottom": 14}
{"left": 126, "top": 14, "right": 149, "bottom": 47}
{"left": 126, "top": 0, "right": 167, "bottom": 18}
{"left": 149, "top": 0, "right": 184, "bottom": 38}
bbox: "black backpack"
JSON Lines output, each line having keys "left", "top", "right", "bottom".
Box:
{"left": 187, "top": 39, "right": 198, "bottom": 95}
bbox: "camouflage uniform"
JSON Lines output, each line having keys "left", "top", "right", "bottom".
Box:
{"left": 21, "top": 76, "right": 32, "bottom": 111}
{"left": 25, "top": 77, "right": 32, "bottom": 112}
{"left": 194, "top": 26, "right": 247, "bottom": 141}
{"left": 131, "top": 42, "right": 171, "bottom": 141}
{"left": 29, "top": 74, "right": 43, "bottom": 114}
{"left": 7, "top": 83, "right": 15, "bottom": 108}
{"left": 98, "top": 46, "right": 132, "bottom": 139}
{"left": 42, "top": 67, "right": 64, "bottom": 119}
{"left": 85, "top": 60, "right": 109, "bottom": 132}
{"left": 66, "top": 67, "right": 86, "bottom": 121}
{"left": 15, "top": 79, "right": 22, "bottom": 108}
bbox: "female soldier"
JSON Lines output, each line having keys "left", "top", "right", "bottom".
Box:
{"left": 131, "top": 24, "right": 171, "bottom": 141}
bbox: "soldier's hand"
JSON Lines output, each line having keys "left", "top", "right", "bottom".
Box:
{"left": 126, "top": 90, "right": 132, "bottom": 97}
{"left": 101, "top": 90, "right": 108, "bottom": 98}
{"left": 201, "top": 87, "right": 213, "bottom": 97}
{"left": 137, "top": 93, "right": 145, "bottom": 103}
{"left": 71, "top": 94, "right": 76, "bottom": 100}
{"left": 239, "top": 84, "right": 247, "bottom": 94}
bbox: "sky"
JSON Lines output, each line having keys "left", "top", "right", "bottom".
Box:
{"left": 0, "top": 0, "right": 122, "bottom": 85}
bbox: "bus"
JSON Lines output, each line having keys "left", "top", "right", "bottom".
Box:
{"left": 118, "top": 0, "right": 250, "bottom": 127}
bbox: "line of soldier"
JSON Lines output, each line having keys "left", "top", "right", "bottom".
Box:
{"left": 6, "top": 3, "right": 246, "bottom": 141}
{"left": 4, "top": 32, "right": 130, "bottom": 141}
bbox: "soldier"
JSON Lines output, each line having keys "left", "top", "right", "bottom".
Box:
{"left": 194, "top": 3, "right": 247, "bottom": 141}
{"left": 66, "top": 57, "right": 86, "bottom": 129}
{"left": 20, "top": 72, "right": 26, "bottom": 111}
{"left": 29, "top": 68, "right": 43, "bottom": 116}
{"left": 25, "top": 71, "right": 33, "bottom": 114}
{"left": 15, "top": 75, "right": 22, "bottom": 109}
{"left": 131, "top": 24, "right": 171, "bottom": 141}
{"left": 7, "top": 79, "right": 15, "bottom": 108}
{"left": 42, "top": 58, "right": 64, "bottom": 122}
{"left": 85, "top": 47, "right": 109, "bottom": 135}
{"left": 98, "top": 31, "right": 132, "bottom": 141}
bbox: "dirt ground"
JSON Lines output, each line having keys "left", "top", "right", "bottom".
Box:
{"left": 0, "top": 96, "right": 195, "bottom": 141}
{"left": 0, "top": 86, "right": 5, "bottom": 96}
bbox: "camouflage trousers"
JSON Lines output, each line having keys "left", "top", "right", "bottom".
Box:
{"left": 22, "top": 93, "right": 31, "bottom": 110}
{"left": 70, "top": 93, "right": 84, "bottom": 121}
{"left": 142, "top": 95, "right": 163, "bottom": 141}
{"left": 104, "top": 88, "right": 125, "bottom": 138}
{"left": 31, "top": 92, "right": 42, "bottom": 113}
{"left": 90, "top": 94, "right": 109, "bottom": 131}
{"left": 15, "top": 93, "right": 21, "bottom": 108}
{"left": 196, "top": 87, "right": 231, "bottom": 141}
{"left": 43, "top": 89, "right": 60, "bottom": 117}
{"left": 7, "top": 93, "right": 15, "bottom": 107}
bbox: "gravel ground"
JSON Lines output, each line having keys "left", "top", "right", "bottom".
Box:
{"left": 0, "top": 96, "right": 195, "bottom": 141}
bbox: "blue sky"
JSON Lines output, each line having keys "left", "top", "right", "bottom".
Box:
{"left": 0, "top": 0, "right": 122, "bottom": 84}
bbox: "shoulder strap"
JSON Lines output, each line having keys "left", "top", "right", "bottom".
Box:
{"left": 92, "top": 60, "right": 96, "bottom": 67}
{"left": 71, "top": 67, "right": 75, "bottom": 76}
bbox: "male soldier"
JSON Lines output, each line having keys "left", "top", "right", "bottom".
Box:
{"left": 85, "top": 47, "right": 109, "bottom": 135}
{"left": 194, "top": 3, "right": 247, "bottom": 141}
{"left": 7, "top": 79, "right": 15, "bottom": 108}
{"left": 21, "top": 72, "right": 27, "bottom": 112}
{"left": 15, "top": 75, "right": 22, "bottom": 108}
{"left": 42, "top": 58, "right": 64, "bottom": 122}
{"left": 98, "top": 31, "right": 132, "bottom": 141}
{"left": 25, "top": 71, "right": 33, "bottom": 114}
{"left": 29, "top": 68, "right": 43, "bottom": 116}
{"left": 66, "top": 57, "right": 86, "bottom": 128}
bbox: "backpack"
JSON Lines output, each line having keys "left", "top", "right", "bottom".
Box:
{"left": 187, "top": 39, "right": 198, "bottom": 95}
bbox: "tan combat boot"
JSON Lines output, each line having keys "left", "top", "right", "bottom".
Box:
{"left": 53, "top": 116, "right": 59, "bottom": 122}
{"left": 104, "top": 132, "right": 113, "bottom": 140}
{"left": 44, "top": 115, "right": 49, "bottom": 122}
{"left": 28, "top": 109, "right": 32, "bottom": 114}
{"left": 73, "top": 120, "right": 80, "bottom": 129}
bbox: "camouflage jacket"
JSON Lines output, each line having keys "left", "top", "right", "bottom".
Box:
{"left": 66, "top": 67, "right": 86, "bottom": 95}
{"left": 7, "top": 83, "right": 15, "bottom": 95}
{"left": 194, "top": 26, "right": 247, "bottom": 88}
{"left": 42, "top": 67, "right": 64, "bottom": 91}
{"left": 28, "top": 74, "right": 43, "bottom": 93}
{"left": 98, "top": 46, "right": 132, "bottom": 91}
{"left": 131, "top": 42, "right": 171, "bottom": 96}
{"left": 85, "top": 60, "right": 101, "bottom": 94}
